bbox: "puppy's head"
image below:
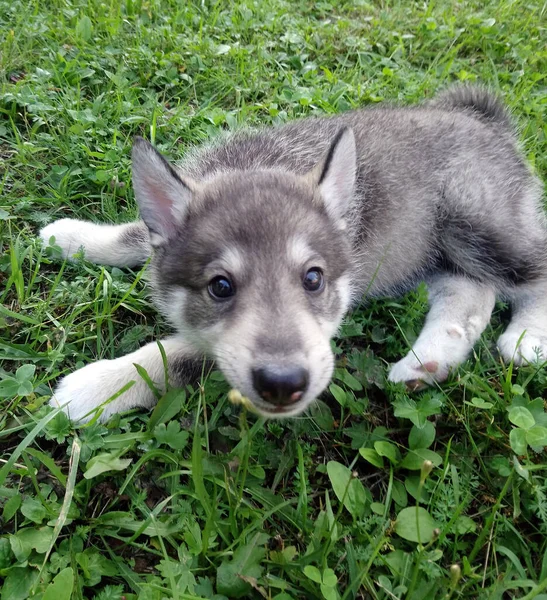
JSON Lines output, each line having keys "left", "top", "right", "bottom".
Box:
{"left": 132, "top": 128, "right": 357, "bottom": 417}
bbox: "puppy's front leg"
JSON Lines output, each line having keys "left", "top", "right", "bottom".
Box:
{"left": 49, "top": 337, "right": 205, "bottom": 423}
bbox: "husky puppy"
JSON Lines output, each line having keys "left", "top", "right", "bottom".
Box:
{"left": 41, "top": 87, "right": 547, "bottom": 423}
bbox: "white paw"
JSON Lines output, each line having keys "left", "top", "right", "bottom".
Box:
{"left": 389, "top": 355, "right": 444, "bottom": 390}
{"left": 40, "top": 218, "right": 149, "bottom": 267}
{"left": 49, "top": 357, "right": 157, "bottom": 424}
{"left": 40, "top": 218, "right": 89, "bottom": 260}
{"left": 498, "top": 327, "right": 547, "bottom": 365}
{"left": 388, "top": 324, "right": 472, "bottom": 389}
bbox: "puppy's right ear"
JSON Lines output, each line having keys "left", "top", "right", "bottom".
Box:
{"left": 132, "top": 137, "right": 193, "bottom": 247}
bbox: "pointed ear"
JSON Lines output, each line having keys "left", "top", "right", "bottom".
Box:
{"left": 312, "top": 127, "right": 357, "bottom": 224}
{"left": 132, "top": 137, "right": 193, "bottom": 246}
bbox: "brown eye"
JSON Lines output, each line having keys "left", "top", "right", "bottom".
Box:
{"left": 303, "top": 268, "right": 324, "bottom": 293}
{"left": 208, "top": 276, "right": 235, "bottom": 300}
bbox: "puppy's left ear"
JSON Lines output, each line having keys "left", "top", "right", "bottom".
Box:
{"left": 311, "top": 127, "right": 357, "bottom": 223}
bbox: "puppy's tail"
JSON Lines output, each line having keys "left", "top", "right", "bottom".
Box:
{"left": 431, "top": 85, "right": 514, "bottom": 131}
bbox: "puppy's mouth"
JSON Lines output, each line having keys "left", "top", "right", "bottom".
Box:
{"left": 228, "top": 387, "right": 308, "bottom": 417}
{"left": 258, "top": 403, "right": 298, "bottom": 415}
{"left": 247, "top": 396, "right": 310, "bottom": 418}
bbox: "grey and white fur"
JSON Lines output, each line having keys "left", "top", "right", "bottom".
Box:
{"left": 41, "top": 86, "right": 547, "bottom": 423}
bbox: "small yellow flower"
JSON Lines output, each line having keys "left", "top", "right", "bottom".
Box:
{"left": 449, "top": 563, "right": 461, "bottom": 587}
{"left": 228, "top": 389, "right": 253, "bottom": 410}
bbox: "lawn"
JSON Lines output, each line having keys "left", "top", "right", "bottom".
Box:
{"left": 1, "top": 0, "right": 547, "bottom": 598}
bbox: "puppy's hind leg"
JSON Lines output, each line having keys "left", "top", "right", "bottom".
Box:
{"left": 498, "top": 279, "right": 547, "bottom": 364}
{"left": 388, "top": 275, "right": 496, "bottom": 388}
{"left": 40, "top": 219, "right": 150, "bottom": 267}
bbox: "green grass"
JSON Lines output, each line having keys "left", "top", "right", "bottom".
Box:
{"left": 1, "top": 0, "right": 547, "bottom": 598}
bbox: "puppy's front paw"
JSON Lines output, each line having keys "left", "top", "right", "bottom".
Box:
{"left": 49, "top": 358, "right": 155, "bottom": 424}
{"left": 40, "top": 218, "right": 88, "bottom": 260}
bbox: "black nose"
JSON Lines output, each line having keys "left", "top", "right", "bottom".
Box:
{"left": 252, "top": 367, "right": 309, "bottom": 406}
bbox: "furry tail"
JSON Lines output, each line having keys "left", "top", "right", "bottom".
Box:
{"left": 431, "top": 85, "right": 514, "bottom": 131}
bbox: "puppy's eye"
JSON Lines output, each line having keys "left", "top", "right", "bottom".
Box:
{"left": 208, "top": 276, "right": 235, "bottom": 300}
{"left": 303, "top": 268, "right": 324, "bottom": 293}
